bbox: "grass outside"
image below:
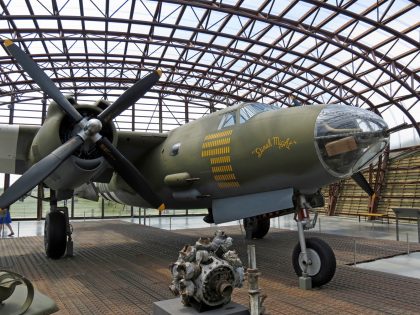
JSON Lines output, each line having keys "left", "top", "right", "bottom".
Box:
{"left": 1, "top": 189, "right": 207, "bottom": 219}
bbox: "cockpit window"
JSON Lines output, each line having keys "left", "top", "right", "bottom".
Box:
{"left": 219, "top": 112, "right": 236, "bottom": 129}
{"left": 239, "top": 103, "right": 277, "bottom": 123}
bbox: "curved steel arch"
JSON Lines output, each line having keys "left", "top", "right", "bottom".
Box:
{"left": 1, "top": 33, "right": 380, "bottom": 109}
{"left": 0, "top": 0, "right": 418, "bottom": 136}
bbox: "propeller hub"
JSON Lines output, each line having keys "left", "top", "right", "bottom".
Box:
{"left": 84, "top": 118, "right": 102, "bottom": 137}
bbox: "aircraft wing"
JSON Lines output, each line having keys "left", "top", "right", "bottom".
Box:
{"left": 114, "top": 130, "right": 167, "bottom": 163}
{"left": 0, "top": 124, "right": 39, "bottom": 175}
{"left": 0, "top": 124, "right": 167, "bottom": 176}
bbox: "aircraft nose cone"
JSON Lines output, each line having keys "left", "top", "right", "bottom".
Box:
{"left": 314, "top": 105, "right": 389, "bottom": 178}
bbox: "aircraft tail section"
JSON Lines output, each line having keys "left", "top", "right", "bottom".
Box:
{"left": 0, "top": 124, "right": 39, "bottom": 175}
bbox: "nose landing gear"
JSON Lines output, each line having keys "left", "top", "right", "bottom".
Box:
{"left": 292, "top": 195, "right": 336, "bottom": 288}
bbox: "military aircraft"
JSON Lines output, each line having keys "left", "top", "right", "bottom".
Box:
{"left": 0, "top": 39, "right": 389, "bottom": 288}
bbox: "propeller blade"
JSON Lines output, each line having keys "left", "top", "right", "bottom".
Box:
{"left": 98, "top": 70, "right": 162, "bottom": 125}
{"left": 3, "top": 39, "right": 83, "bottom": 123}
{"left": 351, "top": 172, "right": 374, "bottom": 196}
{"left": 0, "top": 136, "right": 84, "bottom": 208}
{"left": 96, "top": 136, "right": 165, "bottom": 211}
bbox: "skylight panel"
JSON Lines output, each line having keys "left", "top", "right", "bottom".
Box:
{"left": 279, "top": 51, "right": 297, "bottom": 63}
{"left": 57, "top": 0, "right": 80, "bottom": 16}
{"left": 365, "top": 0, "right": 409, "bottom": 23}
{"left": 400, "top": 53, "right": 419, "bottom": 73}
{"left": 248, "top": 43, "right": 265, "bottom": 55}
{"left": 241, "top": 0, "right": 262, "bottom": 11}
{"left": 130, "top": 23, "right": 150, "bottom": 36}
{"left": 303, "top": 7, "right": 332, "bottom": 28}
{"left": 227, "top": 59, "right": 246, "bottom": 72}
{"left": 159, "top": 2, "right": 182, "bottom": 25}
{"left": 13, "top": 19, "right": 36, "bottom": 29}
{"left": 326, "top": 50, "right": 353, "bottom": 66}
{"left": 213, "top": 35, "right": 232, "bottom": 48}
{"left": 173, "top": 29, "right": 194, "bottom": 40}
{"left": 132, "top": 1, "right": 155, "bottom": 23}
{"left": 7, "top": 0, "right": 30, "bottom": 15}
{"left": 258, "top": 26, "right": 279, "bottom": 45}
{"left": 61, "top": 19, "right": 82, "bottom": 30}
{"left": 386, "top": 12, "right": 417, "bottom": 33}
{"left": 108, "top": 1, "right": 131, "bottom": 19}
{"left": 26, "top": 40, "right": 45, "bottom": 54}
{"left": 283, "top": 2, "right": 317, "bottom": 21}
{"left": 348, "top": 21, "right": 372, "bottom": 39}
{"left": 195, "top": 32, "right": 214, "bottom": 44}
{"left": 206, "top": 10, "right": 229, "bottom": 32}
{"left": 322, "top": 14, "right": 353, "bottom": 33}
{"left": 44, "top": 40, "right": 64, "bottom": 54}
{"left": 83, "top": 0, "right": 105, "bottom": 17}
{"left": 223, "top": 17, "right": 243, "bottom": 36}
{"left": 358, "top": 29, "right": 391, "bottom": 48}
{"left": 85, "top": 20, "right": 105, "bottom": 31}
{"left": 107, "top": 40, "right": 125, "bottom": 55}
{"left": 347, "top": 1, "right": 377, "bottom": 15}
{"left": 37, "top": 18, "right": 58, "bottom": 29}
{"left": 230, "top": 39, "right": 249, "bottom": 51}
{"left": 65, "top": 39, "right": 85, "bottom": 54}
{"left": 108, "top": 22, "right": 128, "bottom": 33}
{"left": 163, "top": 46, "right": 181, "bottom": 60}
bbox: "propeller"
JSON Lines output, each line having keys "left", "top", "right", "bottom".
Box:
{"left": 351, "top": 172, "right": 374, "bottom": 196}
{"left": 4, "top": 39, "right": 83, "bottom": 124}
{"left": 0, "top": 137, "right": 84, "bottom": 207}
{"left": 0, "top": 39, "right": 165, "bottom": 211}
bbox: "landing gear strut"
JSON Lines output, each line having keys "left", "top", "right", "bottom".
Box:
{"left": 44, "top": 190, "right": 73, "bottom": 259}
{"left": 292, "top": 195, "right": 336, "bottom": 288}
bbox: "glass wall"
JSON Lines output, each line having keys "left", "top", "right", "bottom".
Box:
{"left": 2, "top": 188, "right": 206, "bottom": 220}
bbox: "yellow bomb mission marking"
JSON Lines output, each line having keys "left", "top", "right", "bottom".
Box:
{"left": 252, "top": 136, "right": 297, "bottom": 158}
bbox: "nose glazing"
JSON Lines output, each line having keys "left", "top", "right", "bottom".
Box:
{"left": 314, "top": 105, "right": 389, "bottom": 178}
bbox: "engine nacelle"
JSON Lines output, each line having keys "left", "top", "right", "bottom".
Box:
{"left": 29, "top": 99, "right": 117, "bottom": 191}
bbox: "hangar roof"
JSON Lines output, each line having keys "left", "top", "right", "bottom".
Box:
{"left": 0, "top": 0, "right": 419, "bottom": 149}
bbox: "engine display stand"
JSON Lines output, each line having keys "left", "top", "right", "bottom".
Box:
{"left": 153, "top": 298, "right": 249, "bottom": 315}
{"left": 0, "top": 285, "right": 58, "bottom": 315}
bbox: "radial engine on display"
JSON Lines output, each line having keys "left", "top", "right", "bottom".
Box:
{"left": 169, "top": 231, "right": 244, "bottom": 310}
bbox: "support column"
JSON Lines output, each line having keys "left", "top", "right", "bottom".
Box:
{"left": 131, "top": 103, "right": 135, "bottom": 131}
{"left": 37, "top": 185, "right": 43, "bottom": 220}
{"left": 184, "top": 98, "right": 189, "bottom": 123}
{"left": 158, "top": 95, "right": 163, "bottom": 133}
{"left": 327, "top": 181, "right": 342, "bottom": 216}
{"left": 101, "top": 198, "right": 105, "bottom": 219}
{"left": 370, "top": 148, "right": 390, "bottom": 214}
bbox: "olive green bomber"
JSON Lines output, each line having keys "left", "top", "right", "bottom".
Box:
{"left": 129, "top": 104, "right": 336, "bottom": 209}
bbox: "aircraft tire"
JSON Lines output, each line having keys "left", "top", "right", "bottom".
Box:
{"left": 292, "top": 237, "right": 336, "bottom": 287}
{"left": 44, "top": 211, "right": 67, "bottom": 259}
{"left": 243, "top": 217, "right": 270, "bottom": 239}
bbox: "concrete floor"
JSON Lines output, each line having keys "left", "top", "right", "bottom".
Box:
{"left": 2, "top": 213, "right": 420, "bottom": 280}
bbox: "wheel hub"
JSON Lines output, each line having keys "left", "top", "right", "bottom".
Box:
{"left": 299, "top": 248, "right": 321, "bottom": 276}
